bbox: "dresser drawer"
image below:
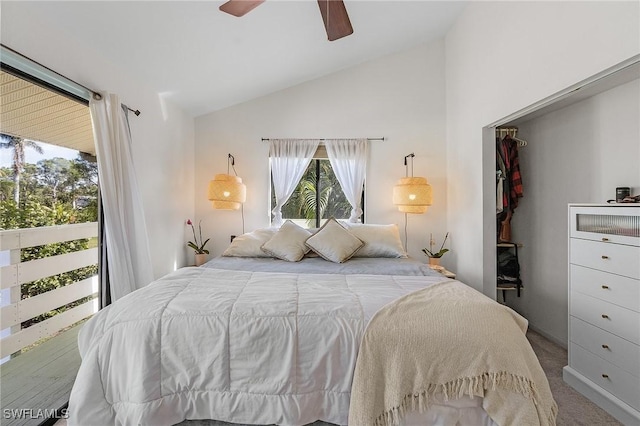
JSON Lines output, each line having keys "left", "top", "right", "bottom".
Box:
{"left": 570, "top": 238, "right": 640, "bottom": 279}
{"left": 571, "top": 264, "right": 640, "bottom": 312}
{"left": 570, "top": 317, "right": 640, "bottom": 377}
{"left": 571, "top": 291, "right": 640, "bottom": 344}
{"left": 570, "top": 206, "right": 640, "bottom": 246}
{"left": 570, "top": 343, "right": 640, "bottom": 410}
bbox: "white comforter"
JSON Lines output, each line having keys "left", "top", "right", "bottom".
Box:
{"left": 68, "top": 267, "right": 447, "bottom": 426}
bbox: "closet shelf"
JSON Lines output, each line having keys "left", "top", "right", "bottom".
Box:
{"left": 497, "top": 242, "right": 523, "bottom": 248}
{"left": 497, "top": 283, "right": 524, "bottom": 291}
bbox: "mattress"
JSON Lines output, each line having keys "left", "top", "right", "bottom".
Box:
{"left": 67, "top": 263, "right": 453, "bottom": 425}
{"left": 202, "top": 255, "right": 441, "bottom": 276}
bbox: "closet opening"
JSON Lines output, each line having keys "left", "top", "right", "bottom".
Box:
{"left": 480, "top": 56, "right": 639, "bottom": 345}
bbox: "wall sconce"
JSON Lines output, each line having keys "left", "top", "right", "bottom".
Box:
{"left": 208, "top": 154, "right": 246, "bottom": 210}
{"left": 393, "top": 153, "right": 432, "bottom": 213}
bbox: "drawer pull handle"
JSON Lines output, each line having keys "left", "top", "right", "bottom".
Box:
{"left": 602, "top": 314, "right": 610, "bottom": 319}
{"left": 602, "top": 344, "right": 610, "bottom": 349}
{"left": 601, "top": 285, "right": 610, "bottom": 289}
{"left": 602, "top": 374, "right": 609, "bottom": 379}
{"left": 601, "top": 255, "right": 609, "bottom": 260}
{"left": 602, "top": 237, "right": 609, "bottom": 242}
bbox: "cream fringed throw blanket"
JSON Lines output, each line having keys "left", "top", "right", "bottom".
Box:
{"left": 349, "top": 281, "right": 557, "bottom": 426}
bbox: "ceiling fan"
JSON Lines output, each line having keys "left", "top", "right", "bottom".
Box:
{"left": 219, "top": 0, "right": 354, "bottom": 41}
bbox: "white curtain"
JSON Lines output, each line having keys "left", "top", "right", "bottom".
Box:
{"left": 270, "top": 139, "right": 320, "bottom": 226}
{"left": 325, "top": 139, "right": 368, "bottom": 222}
{"left": 90, "top": 93, "right": 153, "bottom": 302}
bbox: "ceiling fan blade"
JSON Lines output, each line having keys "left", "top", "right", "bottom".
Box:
{"left": 219, "top": 0, "right": 265, "bottom": 17}
{"left": 317, "top": 0, "right": 353, "bottom": 41}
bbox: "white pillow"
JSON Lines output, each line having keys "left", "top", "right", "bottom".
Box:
{"left": 343, "top": 223, "right": 407, "bottom": 258}
{"left": 261, "top": 220, "right": 312, "bottom": 262}
{"left": 222, "top": 228, "right": 277, "bottom": 257}
{"left": 305, "top": 218, "right": 364, "bottom": 263}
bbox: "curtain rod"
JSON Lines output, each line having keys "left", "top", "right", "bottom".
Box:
{"left": 1, "top": 43, "right": 141, "bottom": 116}
{"left": 261, "top": 137, "right": 385, "bottom": 142}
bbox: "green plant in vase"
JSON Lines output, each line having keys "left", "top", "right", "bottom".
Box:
{"left": 187, "top": 219, "right": 210, "bottom": 266}
{"left": 422, "top": 232, "right": 449, "bottom": 266}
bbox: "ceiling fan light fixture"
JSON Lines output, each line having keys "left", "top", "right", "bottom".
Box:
{"left": 219, "top": 0, "right": 265, "bottom": 17}
{"left": 219, "top": 0, "right": 354, "bottom": 41}
{"left": 317, "top": 0, "right": 353, "bottom": 41}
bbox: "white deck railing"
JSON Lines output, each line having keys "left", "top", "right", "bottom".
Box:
{"left": 0, "top": 222, "right": 99, "bottom": 359}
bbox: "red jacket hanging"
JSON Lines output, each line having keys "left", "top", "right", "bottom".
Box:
{"left": 498, "top": 135, "right": 523, "bottom": 211}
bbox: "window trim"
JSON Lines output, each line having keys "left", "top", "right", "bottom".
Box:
{"left": 1, "top": 44, "right": 91, "bottom": 104}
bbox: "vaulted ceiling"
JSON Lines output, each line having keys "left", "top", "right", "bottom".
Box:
{"left": 3, "top": 1, "right": 467, "bottom": 117}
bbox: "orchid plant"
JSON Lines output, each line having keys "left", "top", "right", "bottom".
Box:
{"left": 187, "top": 219, "right": 210, "bottom": 254}
{"left": 422, "top": 232, "right": 449, "bottom": 258}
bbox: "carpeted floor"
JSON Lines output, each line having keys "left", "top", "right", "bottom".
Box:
{"left": 525, "top": 329, "right": 620, "bottom": 426}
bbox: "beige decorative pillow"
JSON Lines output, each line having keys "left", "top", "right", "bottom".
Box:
{"left": 344, "top": 223, "right": 407, "bottom": 258}
{"left": 222, "top": 228, "right": 277, "bottom": 257}
{"left": 305, "top": 218, "right": 364, "bottom": 263}
{"left": 261, "top": 220, "right": 312, "bottom": 262}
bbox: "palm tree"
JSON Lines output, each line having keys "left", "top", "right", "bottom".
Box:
{"left": 0, "top": 133, "right": 44, "bottom": 204}
{"left": 299, "top": 175, "right": 332, "bottom": 226}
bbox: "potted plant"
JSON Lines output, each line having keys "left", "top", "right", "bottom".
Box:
{"left": 187, "top": 219, "right": 210, "bottom": 266}
{"left": 422, "top": 232, "right": 449, "bottom": 266}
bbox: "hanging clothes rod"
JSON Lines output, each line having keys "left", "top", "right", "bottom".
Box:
{"left": 1, "top": 43, "right": 141, "bottom": 116}
{"left": 261, "top": 137, "right": 385, "bottom": 142}
{"left": 496, "top": 127, "right": 527, "bottom": 147}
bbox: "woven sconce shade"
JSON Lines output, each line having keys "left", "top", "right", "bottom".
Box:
{"left": 208, "top": 174, "right": 246, "bottom": 210}
{"left": 393, "top": 176, "right": 432, "bottom": 214}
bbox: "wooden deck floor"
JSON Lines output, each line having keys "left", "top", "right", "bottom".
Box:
{"left": 1, "top": 323, "right": 83, "bottom": 426}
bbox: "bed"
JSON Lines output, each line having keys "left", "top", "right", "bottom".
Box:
{"left": 67, "top": 221, "right": 556, "bottom": 426}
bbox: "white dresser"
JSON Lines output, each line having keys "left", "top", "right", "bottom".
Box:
{"left": 563, "top": 204, "right": 640, "bottom": 425}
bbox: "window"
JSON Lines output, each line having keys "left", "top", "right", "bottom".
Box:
{"left": 270, "top": 146, "right": 364, "bottom": 228}
{"left": 0, "top": 44, "right": 100, "bottom": 423}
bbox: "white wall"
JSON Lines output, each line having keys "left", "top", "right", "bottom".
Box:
{"left": 445, "top": 1, "right": 639, "bottom": 344}
{"left": 507, "top": 79, "right": 640, "bottom": 345}
{"left": 1, "top": 3, "right": 196, "bottom": 279}
{"left": 195, "top": 41, "right": 447, "bottom": 262}
{"left": 445, "top": 1, "right": 639, "bottom": 300}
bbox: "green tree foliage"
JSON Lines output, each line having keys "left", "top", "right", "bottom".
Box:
{"left": 274, "top": 160, "right": 353, "bottom": 227}
{"left": 321, "top": 161, "right": 353, "bottom": 220}
{"left": 1, "top": 137, "right": 99, "bottom": 329}
{"left": 1, "top": 200, "right": 98, "bottom": 327}
{"left": 0, "top": 167, "right": 13, "bottom": 202}
{"left": 36, "top": 158, "right": 70, "bottom": 204}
